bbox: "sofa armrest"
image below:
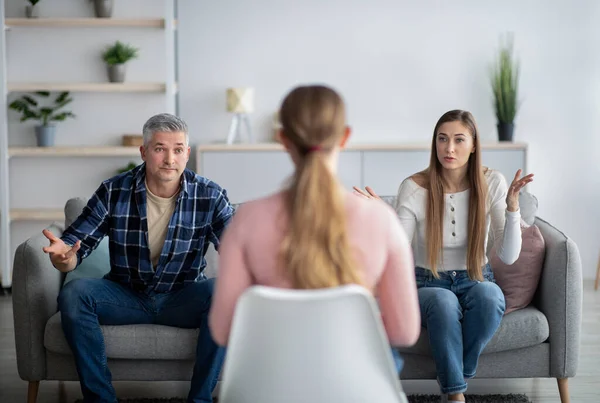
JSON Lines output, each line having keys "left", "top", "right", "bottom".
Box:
{"left": 12, "top": 224, "right": 65, "bottom": 381}
{"left": 534, "top": 217, "right": 582, "bottom": 378}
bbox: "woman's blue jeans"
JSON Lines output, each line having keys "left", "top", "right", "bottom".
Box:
{"left": 415, "top": 265, "right": 505, "bottom": 394}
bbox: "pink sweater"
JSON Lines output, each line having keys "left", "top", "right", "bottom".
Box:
{"left": 208, "top": 191, "right": 421, "bottom": 347}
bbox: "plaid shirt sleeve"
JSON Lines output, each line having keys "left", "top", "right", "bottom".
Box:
{"left": 208, "top": 186, "right": 235, "bottom": 252}
{"left": 61, "top": 182, "right": 110, "bottom": 264}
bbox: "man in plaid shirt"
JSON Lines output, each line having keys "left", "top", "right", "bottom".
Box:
{"left": 42, "top": 113, "right": 234, "bottom": 403}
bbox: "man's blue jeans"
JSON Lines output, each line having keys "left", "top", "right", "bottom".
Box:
{"left": 415, "top": 265, "right": 505, "bottom": 394}
{"left": 57, "top": 277, "right": 224, "bottom": 403}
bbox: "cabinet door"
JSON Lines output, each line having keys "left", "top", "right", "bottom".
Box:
{"left": 199, "top": 151, "right": 362, "bottom": 204}
{"left": 362, "top": 150, "right": 430, "bottom": 196}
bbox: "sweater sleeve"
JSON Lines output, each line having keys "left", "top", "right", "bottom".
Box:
{"left": 376, "top": 206, "right": 421, "bottom": 347}
{"left": 394, "top": 179, "right": 418, "bottom": 243}
{"left": 208, "top": 205, "right": 253, "bottom": 346}
{"left": 489, "top": 171, "right": 522, "bottom": 265}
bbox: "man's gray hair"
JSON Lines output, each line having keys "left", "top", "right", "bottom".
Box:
{"left": 142, "top": 113, "right": 189, "bottom": 146}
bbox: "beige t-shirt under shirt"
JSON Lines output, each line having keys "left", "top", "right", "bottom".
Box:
{"left": 146, "top": 183, "right": 178, "bottom": 268}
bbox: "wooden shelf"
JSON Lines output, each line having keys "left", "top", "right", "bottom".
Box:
{"left": 10, "top": 208, "right": 63, "bottom": 222}
{"left": 7, "top": 82, "right": 167, "bottom": 93}
{"left": 5, "top": 18, "right": 166, "bottom": 28}
{"left": 8, "top": 146, "right": 141, "bottom": 158}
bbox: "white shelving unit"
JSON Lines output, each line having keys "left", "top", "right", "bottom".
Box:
{"left": 5, "top": 18, "right": 166, "bottom": 28}
{"left": 0, "top": 1, "right": 178, "bottom": 288}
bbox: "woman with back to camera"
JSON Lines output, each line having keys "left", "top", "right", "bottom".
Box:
{"left": 209, "top": 84, "right": 421, "bottom": 373}
{"left": 354, "top": 109, "right": 534, "bottom": 403}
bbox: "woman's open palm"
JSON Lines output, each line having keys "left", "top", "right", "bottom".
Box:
{"left": 506, "top": 169, "right": 534, "bottom": 212}
{"left": 352, "top": 186, "right": 381, "bottom": 200}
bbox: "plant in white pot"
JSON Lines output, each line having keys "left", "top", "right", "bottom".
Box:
{"left": 102, "top": 41, "right": 139, "bottom": 83}
{"left": 490, "top": 34, "right": 520, "bottom": 142}
{"left": 9, "top": 91, "right": 75, "bottom": 147}
{"left": 25, "top": 0, "right": 41, "bottom": 18}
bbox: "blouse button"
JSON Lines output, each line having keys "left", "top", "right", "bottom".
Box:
{"left": 451, "top": 207, "right": 455, "bottom": 212}
{"left": 452, "top": 220, "right": 455, "bottom": 224}
{"left": 452, "top": 232, "right": 456, "bottom": 237}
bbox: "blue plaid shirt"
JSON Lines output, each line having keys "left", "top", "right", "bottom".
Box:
{"left": 62, "top": 163, "right": 235, "bottom": 292}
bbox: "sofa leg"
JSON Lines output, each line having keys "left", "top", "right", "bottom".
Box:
{"left": 557, "top": 378, "right": 570, "bottom": 403}
{"left": 59, "top": 381, "right": 67, "bottom": 403}
{"left": 27, "top": 381, "right": 39, "bottom": 403}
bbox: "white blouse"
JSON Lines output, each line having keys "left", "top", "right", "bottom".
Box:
{"left": 394, "top": 169, "right": 522, "bottom": 272}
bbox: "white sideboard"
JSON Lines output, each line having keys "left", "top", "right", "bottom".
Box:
{"left": 196, "top": 143, "right": 528, "bottom": 204}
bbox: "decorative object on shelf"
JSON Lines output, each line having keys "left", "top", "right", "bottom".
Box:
{"left": 25, "top": 0, "right": 41, "bottom": 18}
{"left": 8, "top": 91, "right": 75, "bottom": 147}
{"left": 226, "top": 87, "right": 254, "bottom": 144}
{"left": 490, "top": 33, "right": 520, "bottom": 142}
{"left": 122, "top": 134, "right": 143, "bottom": 146}
{"left": 117, "top": 161, "right": 138, "bottom": 174}
{"left": 271, "top": 111, "right": 282, "bottom": 142}
{"left": 90, "top": 0, "right": 114, "bottom": 18}
{"left": 102, "top": 41, "right": 139, "bottom": 83}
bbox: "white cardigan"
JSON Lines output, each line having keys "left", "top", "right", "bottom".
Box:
{"left": 394, "top": 169, "right": 522, "bottom": 272}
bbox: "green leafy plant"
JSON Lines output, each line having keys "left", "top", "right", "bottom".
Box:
{"left": 102, "top": 41, "right": 139, "bottom": 66}
{"left": 491, "top": 34, "right": 520, "bottom": 124}
{"left": 8, "top": 91, "right": 75, "bottom": 126}
{"left": 117, "top": 161, "right": 138, "bottom": 174}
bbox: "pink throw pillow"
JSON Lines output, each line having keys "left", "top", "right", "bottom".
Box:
{"left": 490, "top": 222, "right": 545, "bottom": 314}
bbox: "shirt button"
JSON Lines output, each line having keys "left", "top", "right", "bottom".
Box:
{"left": 451, "top": 207, "right": 455, "bottom": 212}
{"left": 450, "top": 195, "right": 454, "bottom": 199}
{"left": 452, "top": 220, "right": 455, "bottom": 224}
{"left": 452, "top": 232, "right": 456, "bottom": 236}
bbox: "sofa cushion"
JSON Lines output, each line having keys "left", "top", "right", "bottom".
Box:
{"left": 63, "top": 238, "right": 111, "bottom": 286}
{"left": 491, "top": 222, "right": 545, "bottom": 314}
{"left": 65, "top": 197, "right": 88, "bottom": 228}
{"left": 396, "top": 306, "right": 549, "bottom": 355}
{"left": 44, "top": 313, "right": 199, "bottom": 360}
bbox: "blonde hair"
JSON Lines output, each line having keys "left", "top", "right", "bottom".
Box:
{"left": 416, "top": 110, "right": 488, "bottom": 281}
{"left": 278, "top": 85, "right": 362, "bottom": 289}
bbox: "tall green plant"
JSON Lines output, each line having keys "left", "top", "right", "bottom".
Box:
{"left": 9, "top": 91, "right": 75, "bottom": 126}
{"left": 102, "top": 41, "right": 139, "bottom": 66}
{"left": 491, "top": 35, "right": 520, "bottom": 124}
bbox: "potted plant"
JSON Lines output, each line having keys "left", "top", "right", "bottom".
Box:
{"left": 89, "top": 0, "right": 113, "bottom": 18}
{"left": 102, "top": 41, "right": 139, "bottom": 83}
{"left": 8, "top": 91, "right": 75, "bottom": 147}
{"left": 25, "top": 0, "right": 41, "bottom": 18}
{"left": 117, "top": 161, "right": 138, "bottom": 174}
{"left": 490, "top": 34, "right": 520, "bottom": 142}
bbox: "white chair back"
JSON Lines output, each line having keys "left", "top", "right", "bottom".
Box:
{"left": 218, "top": 284, "right": 408, "bottom": 403}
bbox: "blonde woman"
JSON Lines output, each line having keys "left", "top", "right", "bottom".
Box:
{"left": 209, "top": 85, "right": 421, "bottom": 371}
{"left": 354, "top": 110, "right": 534, "bottom": 403}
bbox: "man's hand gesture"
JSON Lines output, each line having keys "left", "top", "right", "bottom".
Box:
{"left": 42, "top": 229, "right": 80, "bottom": 273}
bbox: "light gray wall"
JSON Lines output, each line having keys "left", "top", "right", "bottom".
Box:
{"left": 4, "top": 0, "right": 599, "bottom": 280}
{"left": 177, "top": 0, "right": 600, "bottom": 279}
{"left": 4, "top": 0, "right": 170, "bottom": 260}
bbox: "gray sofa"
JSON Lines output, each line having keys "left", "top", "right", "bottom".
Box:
{"left": 12, "top": 195, "right": 582, "bottom": 403}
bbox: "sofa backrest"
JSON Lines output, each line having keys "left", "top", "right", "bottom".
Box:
{"left": 204, "top": 192, "right": 538, "bottom": 277}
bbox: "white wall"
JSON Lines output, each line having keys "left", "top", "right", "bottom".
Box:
{"left": 178, "top": 0, "right": 600, "bottom": 279}
{"left": 3, "top": 0, "right": 599, "bottom": 281}
{"left": 3, "top": 0, "right": 170, "bottom": 263}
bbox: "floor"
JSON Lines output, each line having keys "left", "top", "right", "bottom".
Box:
{"left": 1, "top": 282, "right": 598, "bottom": 403}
